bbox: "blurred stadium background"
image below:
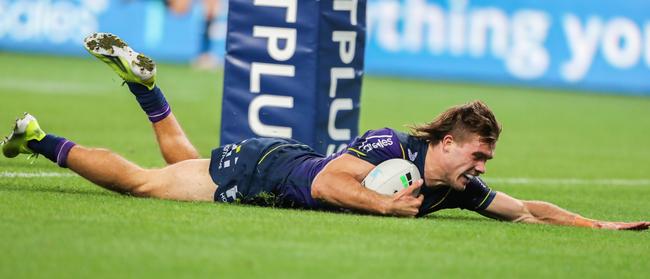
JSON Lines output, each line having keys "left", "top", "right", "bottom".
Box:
{"left": 1, "top": 0, "right": 649, "bottom": 278}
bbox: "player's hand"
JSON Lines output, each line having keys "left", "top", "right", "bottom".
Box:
{"left": 386, "top": 179, "right": 424, "bottom": 217}
{"left": 594, "top": 221, "right": 650, "bottom": 231}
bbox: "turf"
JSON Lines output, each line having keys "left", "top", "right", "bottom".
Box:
{"left": 1, "top": 53, "right": 649, "bottom": 278}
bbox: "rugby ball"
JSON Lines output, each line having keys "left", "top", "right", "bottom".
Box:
{"left": 362, "top": 159, "right": 421, "bottom": 196}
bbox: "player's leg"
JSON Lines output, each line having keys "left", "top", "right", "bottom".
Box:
{"left": 84, "top": 33, "right": 199, "bottom": 164}
{"left": 151, "top": 114, "right": 200, "bottom": 164}
{"left": 67, "top": 147, "right": 215, "bottom": 201}
{"left": 1, "top": 114, "right": 216, "bottom": 201}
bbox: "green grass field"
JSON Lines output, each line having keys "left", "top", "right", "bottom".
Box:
{"left": 1, "top": 52, "right": 649, "bottom": 278}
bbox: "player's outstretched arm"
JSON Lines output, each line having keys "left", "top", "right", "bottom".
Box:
{"left": 481, "top": 191, "right": 650, "bottom": 230}
{"left": 311, "top": 154, "right": 424, "bottom": 217}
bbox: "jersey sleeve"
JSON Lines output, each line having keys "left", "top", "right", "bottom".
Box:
{"left": 455, "top": 176, "right": 496, "bottom": 211}
{"left": 345, "top": 128, "right": 404, "bottom": 165}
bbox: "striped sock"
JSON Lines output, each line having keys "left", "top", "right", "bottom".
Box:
{"left": 27, "top": 134, "right": 76, "bottom": 168}
{"left": 126, "top": 82, "right": 171, "bottom": 123}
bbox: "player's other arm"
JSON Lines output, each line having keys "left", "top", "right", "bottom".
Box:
{"left": 481, "top": 192, "right": 650, "bottom": 230}
{"left": 311, "top": 154, "right": 424, "bottom": 217}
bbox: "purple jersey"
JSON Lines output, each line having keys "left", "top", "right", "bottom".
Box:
{"left": 210, "top": 128, "right": 496, "bottom": 216}
{"left": 296, "top": 128, "right": 496, "bottom": 216}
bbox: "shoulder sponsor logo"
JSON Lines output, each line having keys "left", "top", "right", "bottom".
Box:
{"left": 407, "top": 148, "right": 418, "bottom": 161}
{"left": 359, "top": 136, "right": 394, "bottom": 153}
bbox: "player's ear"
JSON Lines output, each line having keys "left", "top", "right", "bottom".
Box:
{"left": 441, "top": 134, "right": 454, "bottom": 152}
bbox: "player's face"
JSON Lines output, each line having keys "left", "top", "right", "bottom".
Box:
{"left": 443, "top": 134, "right": 495, "bottom": 191}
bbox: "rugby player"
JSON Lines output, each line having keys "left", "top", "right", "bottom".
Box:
{"left": 2, "top": 33, "right": 648, "bottom": 231}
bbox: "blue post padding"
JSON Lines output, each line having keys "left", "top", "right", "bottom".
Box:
{"left": 220, "top": 0, "right": 366, "bottom": 154}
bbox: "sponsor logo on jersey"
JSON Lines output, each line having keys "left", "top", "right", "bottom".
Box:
{"left": 359, "top": 136, "right": 393, "bottom": 153}
{"left": 219, "top": 185, "right": 239, "bottom": 202}
{"left": 218, "top": 143, "right": 240, "bottom": 169}
{"left": 407, "top": 148, "right": 418, "bottom": 161}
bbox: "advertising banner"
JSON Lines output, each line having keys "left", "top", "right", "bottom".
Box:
{"left": 220, "top": 0, "right": 366, "bottom": 154}
{"left": 2, "top": 0, "right": 650, "bottom": 96}
{"left": 365, "top": 0, "right": 650, "bottom": 95}
{"left": 0, "top": 0, "right": 227, "bottom": 61}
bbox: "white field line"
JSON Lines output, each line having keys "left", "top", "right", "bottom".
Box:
{"left": 0, "top": 78, "right": 102, "bottom": 95}
{"left": 1, "top": 171, "right": 649, "bottom": 186}
{"left": 0, "top": 171, "right": 75, "bottom": 178}
{"left": 0, "top": 78, "right": 202, "bottom": 101}
{"left": 485, "top": 177, "right": 650, "bottom": 186}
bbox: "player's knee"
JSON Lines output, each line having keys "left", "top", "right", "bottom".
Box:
{"left": 129, "top": 170, "right": 164, "bottom": 198}
{"left": 310, "top": 176, "right": 327, "bottom": 200}
{"left": 131, "top": 181, "right": 162, "bottom": 198}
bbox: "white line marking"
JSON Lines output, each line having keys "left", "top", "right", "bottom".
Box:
{"left": 0, "top": 171, "right": 649, "bottom": 186}
{"left": 485, "top": 177, "right": 650, "bottom": 186}
{"left": 0, "top": 78, "right": 204, "bottom": 101}
{"left": 0, "top": 78, "right": 104, "bottom": 95}
{"left": 0, "top": 171, "right": 75, "bottom": 178}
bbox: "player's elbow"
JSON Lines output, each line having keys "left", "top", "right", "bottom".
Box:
{"left": 496, "top": 198, "right": 537, "bottom": 223}
{"left": 511, "top": 201, "right": 542, "bottom": 224}
{"left": 311, "top": 182, "right": 324, "bottom": 200}
{"left": 512, "top": 214, "right": 537, "bottom": 224}
{"left": 310, "top": 173, "right": 329, "bottom": 201}
{"left": 311, "top": 172, "right": 344, "bottom": 203}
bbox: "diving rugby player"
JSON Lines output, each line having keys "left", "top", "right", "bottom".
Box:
{"left": 2, "top": 33, "right": 648, "bottom": 230}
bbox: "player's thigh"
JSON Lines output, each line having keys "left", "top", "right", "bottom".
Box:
{"left": 141, "top": 159, "right": 217, "bottom": 201}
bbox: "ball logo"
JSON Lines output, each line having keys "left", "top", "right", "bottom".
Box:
{"left": 399, "top": 172, "right": 414, "bottom": 191}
